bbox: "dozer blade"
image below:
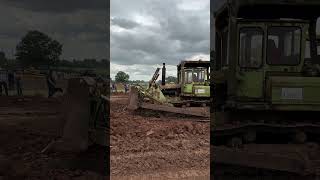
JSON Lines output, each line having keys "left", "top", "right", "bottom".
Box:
{"left": 48, "top": 78, "right": 91, "bottom": 152}
{"left": 128, "top": 86, "right": 209, "bottom": 117}
{"left": 141, "top": 102, "right": 209, "bottom": 118}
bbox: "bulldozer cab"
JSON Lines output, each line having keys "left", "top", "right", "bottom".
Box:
{"left": 177, "top": 60, "right": 210, "bottom": 97}
{"left": 213, "top": 0, "right": 320, "bottom": 109}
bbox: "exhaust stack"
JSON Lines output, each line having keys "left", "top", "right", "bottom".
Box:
{"left": 162, "top": 63, "right": 166, "bottom": 86}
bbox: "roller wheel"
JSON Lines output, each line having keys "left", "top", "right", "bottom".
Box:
{"left": 227, "top": 137, "right": 243, "bottom": 149}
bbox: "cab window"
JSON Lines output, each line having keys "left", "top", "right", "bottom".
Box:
{"left": 239, "top": 27, "right": 263, "bottom": 68}
{"left": 185, "top": 69, "right": 206, "bottom": 83}
{"left": 193, "top": 69, "right": 206, "bottom": 82}
{"left": 267, "top": 27, "right": 301, "bottom": 65}
{"left": 185, "top": 71, "right": 193, "bottom": 83}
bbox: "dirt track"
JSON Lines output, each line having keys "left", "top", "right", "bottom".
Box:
{"left": 110, "top": 94, "right": 210, "bottom": 179}
{"left": 0, "top": 96, "right": 106, "bottom": 180}
{"left": 0, "top": 93, "right": 209, "bottom": 179}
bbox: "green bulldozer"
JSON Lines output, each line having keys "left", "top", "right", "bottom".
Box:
{"left": 211, "top": 0, "right": 320, "bottom": 177}
{"left": 161, "top": 60, "right": 210, "bottom": 107}
{"left": 128, "top": 60, "right": 210, "bottom": 118}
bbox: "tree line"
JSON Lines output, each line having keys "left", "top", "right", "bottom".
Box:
{"left": 57, "top": 59, "right": 109, "bottom": 69}
{"left": 113, "top": 71, "right": 177, "bottom": 84}
{"left": 0, "top": 30, "right": 109, "bottom": 70}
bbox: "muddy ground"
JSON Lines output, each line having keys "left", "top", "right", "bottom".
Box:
{"left": 0, "top": 92, "right": 209, "bottom": 179}
{"left": 0, "top": 96, "right": 107, "bottom": 180}
{"left": 110, "top": 94, "right": 210, "bottom": 179}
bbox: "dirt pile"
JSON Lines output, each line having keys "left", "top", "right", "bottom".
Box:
{"left": 110, "top": 94, "right": 210, "bottom": 178}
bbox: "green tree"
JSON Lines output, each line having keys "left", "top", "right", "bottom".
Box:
{"left": 16, "top": 30, "right": 62, "bottom": 68}
{"left": 115, "top": 71, "right": 129, "bottom": 83}
{"left": 166, "top": 76, "right": 177, "bottom": 83}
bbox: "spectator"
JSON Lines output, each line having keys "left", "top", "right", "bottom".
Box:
{"left": 112, "top": 83, "right": 115, "bottom": 93}
{"left": 124, "top": 83, "right": 129, "bottom": 93}
{"left": 0, "top": 70, "right": 8, "bottom": 96}
{"left": 47, "top": 70, "right": 63, "bottom": 98}
{"left": 114, "top": 83, "right": 117, "bottom": 93}
{"left": 15, "top": 70, "right": 23, "bottom": 96}
{"left": 8, "top": 70, "right": 14, "bottom": 90}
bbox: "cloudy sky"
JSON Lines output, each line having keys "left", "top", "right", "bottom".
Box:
{"left": 111, "top": 0, "right": 210, "bottom": 81}
{"left": 0, "top": 0, "right": 109, "bottom": 60}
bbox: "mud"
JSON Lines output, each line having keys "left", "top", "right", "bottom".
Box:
{"left": 0, "top": 93, "right": 209, "bottom": 179}
{"left": 110, "top": 94, "right": 210, "bottom": 179}
{"left": 0, "top": 96, "right": 106, "bottom": 179}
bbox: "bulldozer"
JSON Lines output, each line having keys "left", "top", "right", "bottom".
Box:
{"left": 44, "top": 76, "right": 109, "bottom": 152}
{"left": 161, "top": 60, "right": 210, "bottom": 107}
{"left": 128, "top": 65, "right": 210, "bottom": 118}
{"left": 211, "top": 0, "right": 320, "bottom": 177}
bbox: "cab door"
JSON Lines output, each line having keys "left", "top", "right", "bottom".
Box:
{"left": 236, "top": 26, "right": 265, "bottom": 99}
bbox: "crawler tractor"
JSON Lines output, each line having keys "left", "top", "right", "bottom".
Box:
{"left": 128, "top": 66, "right": 210, "bottom": 118}
{"left": 161, "top": 60, "right": 210, "bottom": 107}
{"left": 212, "top": 0, "right": 320, "bottom": 176}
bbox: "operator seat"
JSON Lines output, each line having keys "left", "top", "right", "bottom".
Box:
{"left": 267, "top": 39, "right": 281, "bottom": 64}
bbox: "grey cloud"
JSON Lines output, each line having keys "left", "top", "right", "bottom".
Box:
{"left": 160, "top": 10, "right": 209, "bottom": 44}
{"left": 111, "top": 18, "right": 140, "bottom": 29}
{"left": 111, "top": 0, "right": 210, "bottom": 68}
{"left": 111, "top": 47, "right": 168, "bottom": 65}
{"left": 179, "top": 40, "right": 210, "bottom": 54}
{"left": 0, "top": 0, "right": 108, "bottom": 13}
{"left": 110, "top": 47, "right": 147, "bottom": 65}
{"left": 0, "top": 1, "right": 109, "bottom": 60}
{"left": 112, "top": 32, "right": 170, "bottom": 55}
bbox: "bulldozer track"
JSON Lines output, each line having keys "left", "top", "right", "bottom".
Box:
{"left": 211, "top": 116, "right": 320, "bottom": 176}
{"left": 212, "top": 110, "right": 320, "bottom": 145}
{"left": 171, "top": 100, "right": 210, "bottom": 107}
{"left": 212, "top": 163, "right": 319, "bottom": 180}
{"left": 212, "top": 144, "right": 319, "bottom": 172}
{"left": 213, "top": 122, "right": 320, "bottom": 137}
